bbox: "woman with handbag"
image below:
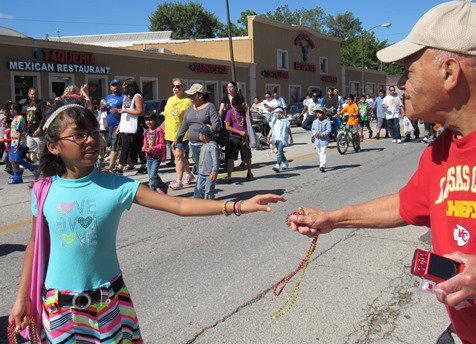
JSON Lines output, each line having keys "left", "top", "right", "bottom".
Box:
{"left": 115, "top": 80, "right": 146, "bottom": 175}
{"left": 173, "top": 83, "right": 220, "bottom": 189}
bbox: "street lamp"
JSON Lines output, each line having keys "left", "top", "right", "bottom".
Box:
{"left": 361, "top": 22, "right": 391, "bottom": 95}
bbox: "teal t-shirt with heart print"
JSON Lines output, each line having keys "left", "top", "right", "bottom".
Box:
{"left": 32, "top": 168, "right": 140, "bottom": 291}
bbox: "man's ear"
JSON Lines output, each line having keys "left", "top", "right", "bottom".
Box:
{"left": 442, "top": 58, "right": 461, "bottom": 91}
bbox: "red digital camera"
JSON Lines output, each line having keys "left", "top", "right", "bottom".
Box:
{"left": 411, "top": 249, "right": 462, "bottom": 284}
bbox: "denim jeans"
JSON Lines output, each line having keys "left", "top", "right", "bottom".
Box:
{"left": 146, "top": 157, "right": 165, "bottom": 191}
{"left": 387, "top": 118, "right": 401, "bottom": 140}
{"left": 189, "top": 143, "right": 203, "bottom": 170}
{"left": 275, "top": 140, "right": 287, "bottom": 166}
{"left": 193, "top": 174, "right": 216, "bottom": 199}
{"left": 332, "top": 116, "right": 341, "bottom": 136}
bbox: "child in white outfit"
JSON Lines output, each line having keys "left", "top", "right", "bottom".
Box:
{"left": 311, "top": 108, "right": 332, "bottom": 172}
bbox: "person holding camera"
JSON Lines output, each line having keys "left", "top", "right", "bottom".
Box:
{"left": 288, "top": 2, "right": 476, "bottom": 342}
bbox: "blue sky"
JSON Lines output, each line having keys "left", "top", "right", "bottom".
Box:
{"left": 1, "top": 1, "right": 446, "bottom": 44}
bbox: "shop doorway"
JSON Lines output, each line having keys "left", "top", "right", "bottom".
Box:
{"left": 50, "top": 76, "right": 73, "bottom": 98}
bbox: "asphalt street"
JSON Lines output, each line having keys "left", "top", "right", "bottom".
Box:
{"left": 0, "top": 124, "right": 462, "bottom": 343}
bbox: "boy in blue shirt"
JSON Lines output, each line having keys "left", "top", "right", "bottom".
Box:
{"left": 267, "top": 107, "right": 293, "bottom": 173}
{"left": 194, "top": 125, "right": 220, "bottom": 199}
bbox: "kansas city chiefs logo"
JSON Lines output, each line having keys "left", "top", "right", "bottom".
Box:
{"left": 453, "top": 224, "right": 470, "bottom": 247}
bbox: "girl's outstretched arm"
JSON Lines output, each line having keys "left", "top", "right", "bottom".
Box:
{"left": 9, "top": 217, "right": 36, "bottom": 333}
{"left": 134, "top": 184, "right": 285, "bottom": 216}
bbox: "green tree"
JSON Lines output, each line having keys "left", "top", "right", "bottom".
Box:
{"left": 325, "top": 12, "right": 362, "bottom": 40}
{"left": 299, "top": 7, "right": 327, "bottom": 33}
{"left": 259, "top": 5, "right": 326, "bottom": 32}
{"left": 216, "top": 22, "right": 247, "bottom": 38}
{"left": 237, "top": 10, "right": 258, "bottom": 32}
{"left": 261, "top": 5, "right": 298, "bottom": 25}
{"left": 149, "top": 1, "right": 221, "bottom": 39}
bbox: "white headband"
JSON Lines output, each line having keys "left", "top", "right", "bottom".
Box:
{"left": 42, "top": 104, "right": 86, "bottom": 130}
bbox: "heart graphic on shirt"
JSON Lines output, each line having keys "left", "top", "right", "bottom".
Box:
{"left": 60, "top": 202, "right": 75, "bottom": 214}
{"left": 78, "top": 216, "right": 93, "bottom": 229}
{"left": 61, "top": 233, "right": 76, "bottom": 246}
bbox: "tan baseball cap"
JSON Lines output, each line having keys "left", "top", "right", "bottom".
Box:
{"left": 377, "top": 0, "right": 476, "bottom": 63}
{"left": 185, "top": 83, "right": 204, "bottom": 95}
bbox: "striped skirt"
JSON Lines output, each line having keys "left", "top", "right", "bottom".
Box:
{"left": 41, "top": 276, "right": 142, "bottom": 343}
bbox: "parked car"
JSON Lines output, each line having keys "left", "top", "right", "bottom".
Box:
{"left": 286, "top": 102, "right": 304, "bottom": 126}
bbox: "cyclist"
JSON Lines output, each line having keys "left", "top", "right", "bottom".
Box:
{"left": 336, "top": 94, "right": 359, "bottom": 139}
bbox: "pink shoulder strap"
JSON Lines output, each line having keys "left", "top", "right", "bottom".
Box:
{"left": 21, "top": 177, "right": 52, "bottom": 341}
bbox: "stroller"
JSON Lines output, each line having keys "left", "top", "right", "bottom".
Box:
{"left": 250, "top": 111, "right": 270, "bottom": 150}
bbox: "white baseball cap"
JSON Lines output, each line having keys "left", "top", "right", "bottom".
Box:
{"left": 377, "top": 0, "right": 476, "bottom": 63}
{"left": 185, "top": 83, "right": 204, "bottom": 95}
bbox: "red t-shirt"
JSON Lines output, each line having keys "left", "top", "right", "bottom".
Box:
{"left": 400, "top": 128, "right": 476, "bottom": 343}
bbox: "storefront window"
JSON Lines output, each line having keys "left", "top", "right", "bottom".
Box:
{"left": 205, "top": 81, "right": 218, "bottom": 107}
{"left": 266, "top": 84, "right": 280, "bottom": 95}
{"left": 237, "top": 82, "right": 246, "bottom": 102}
{"left": 13, "top": 75, "right": 38, "bottom": 102}
{"left": 141, "top": 77, "right": 158, "bottom": 100}
{"left": 87, "top": 76, "right": 107, "bottom": 102}
{"left": 49, "top": 75, "right": 73, "bottom": 99}
{"left": 366, "top": 83, "right": 376, "bottom": 97}
{"left": 350, "top": 82, "right": 360, "bottom": 97}
{"left": 289, "top": 85, "right": 301, "bottom": 103}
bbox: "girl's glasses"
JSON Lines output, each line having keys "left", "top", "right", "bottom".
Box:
{"left": 58, "top": 130, "right": 101, "bottom": 143}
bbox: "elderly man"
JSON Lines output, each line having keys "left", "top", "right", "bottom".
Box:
{"left": 289, "top": 1, "right": 476, "bottom": 343}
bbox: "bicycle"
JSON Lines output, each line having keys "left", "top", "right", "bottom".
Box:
{"left": 335, "top": 118, "right": 360, "bottom": 154}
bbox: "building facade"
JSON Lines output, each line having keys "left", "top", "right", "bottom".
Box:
{"left": 0, "top": 35, "right": 252, "bottom": 107}
{"left": 0, "top": 16, "right": 387, "bottom": 108}
{"left": 128, "top": 16, "right": 387, "bottom": 102}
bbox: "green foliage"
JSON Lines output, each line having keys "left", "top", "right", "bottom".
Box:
{"left": 261, "top": 5, "right": 297, "bottom": 25}
{"left": 325, "top": 12, "right": 362, "bottom": 40}
{"left": 149, "top": 2, "right": 221, "bottom": 39}
{"left": 237, "top": 10, "right": 258, "bottom": 32}
{"left": 259, "top": 5, "right": 326, "bottom": 32}
{"left": 217, "top": 22, "right": 247, "bottom": 38}
{"left": 148, "top": 2, "right": 403, "bottom": 73}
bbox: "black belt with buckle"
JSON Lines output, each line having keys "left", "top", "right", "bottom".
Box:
{"left": 43, "top": 276, "right": 124, "bottom": 310}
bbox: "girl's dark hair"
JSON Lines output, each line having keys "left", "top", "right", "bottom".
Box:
{"left": 3, "top": 102, "right": 12, "bottom": 111}
{"left": 144, "top": 111, "right": 158, "bottom": 121}
{"left": 231, "top": 94, "right": 244, "bottom": 107}
{"left": 123, "top": 80, "right": 142, "bottom": 97}
{"left": 12, "top": 102, "right": 22, "bottom": 113}
{"left": 228, "top": 81, "right": 237, "bottom": 90}
{"left": 39, "top": 98, "right": 98, "bottom": 177}
{"left": 231, "top": 95, "right": 246, "bottom": 116}
{"left": 2, "top": 116, "right": 12, "bottom": 126}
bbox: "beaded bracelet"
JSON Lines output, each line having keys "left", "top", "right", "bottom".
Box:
{"left": 222, "top": 200, "right": 230, "bottom": 216}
